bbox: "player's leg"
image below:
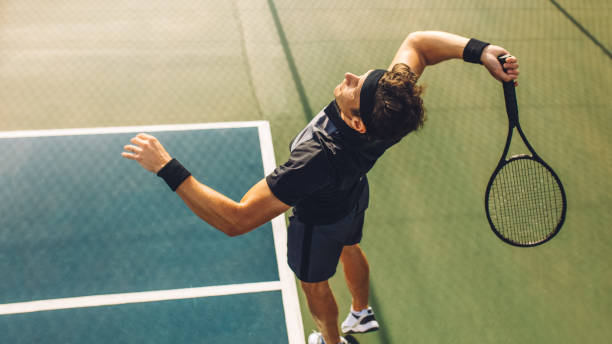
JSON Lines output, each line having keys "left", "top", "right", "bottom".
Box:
{"left": 287, "top": 183, "right": 369, "bottom": 343}
{"left": 301, "top": 280, "right": 342, "bottom": 344}
{"left": 340, "top": 244, "right": 369, "bottom": 311}
{"left": 341, "top": 180, "right": 370, "bottom": 311}
{"left": 338, "top": 180, "right": 380, "bottom": 334}
{"left": 339, "top": 244, "right": 379, "bottom": 334}
{"left": 286, "top": 214, "right": 350, "bottom": 343}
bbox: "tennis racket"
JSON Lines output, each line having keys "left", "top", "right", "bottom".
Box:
{"left": 484, "top": 54, "right": 567, "bottom": 247}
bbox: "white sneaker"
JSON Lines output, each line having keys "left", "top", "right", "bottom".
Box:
{"left": 341, "top": 306, "right": 380, "bottom": 334}
{"left": 307, "top": 331, "right": 348, "bottom": 344}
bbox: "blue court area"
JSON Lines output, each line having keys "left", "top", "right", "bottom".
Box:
{"left": 2, "top": 292, "right": 286, "bottom": 344}
{"left": 0, "top": 123, "right": 302, "bottom": 343}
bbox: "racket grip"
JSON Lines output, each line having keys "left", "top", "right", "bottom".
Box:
{"left": 498, "top": 54, "right": 519, "bottom": 124}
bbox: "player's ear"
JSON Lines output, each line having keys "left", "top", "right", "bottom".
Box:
{"left": 351, "top": 115, "right": 367, "bottom": 134}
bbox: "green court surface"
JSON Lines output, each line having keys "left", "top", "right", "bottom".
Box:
{"left": 1, "top": 1, "right": 611, "bottom": 343}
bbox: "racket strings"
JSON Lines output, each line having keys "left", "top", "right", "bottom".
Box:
{"left": 488, "top": 158, "right": 564, "bottom": 245}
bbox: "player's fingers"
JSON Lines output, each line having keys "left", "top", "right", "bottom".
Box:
{"left": 501, "top": 73, "right": 518, "bottom": 83}
{"left": 124, "top": 144, "right": 142, "bottom": 154}
{"left": 503, "top": 63, "right": 518, "bottom": 71}
{"left": 130, "top": 137, "right": 147, "bottom": 147}
{"left": 500, "top": 54, "right": 518, "bottom": 71}
{"left": 505, "top": 55, "right": 517, "bottom": 63}
{"left": 121, "top": 152, "right": 138, "bottom": 160}
{"left": 137, "top": 133, "right": 156, "bottom": 141}
{"left": 507, "top": 69, "right": 520, "bottom": 76}
{"left": 504, "top": 62, "right": 519, "bottom": 71}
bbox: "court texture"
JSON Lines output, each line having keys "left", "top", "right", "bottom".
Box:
{"left": 1, "top": 1, "right": 610, "bottom": 343}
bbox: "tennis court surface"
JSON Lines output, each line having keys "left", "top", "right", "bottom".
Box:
{"left": 0, "top": 123, "right": 304, "bottom": 343}
{"left": 1, "top": 0, "right": 611, "bottom": 343}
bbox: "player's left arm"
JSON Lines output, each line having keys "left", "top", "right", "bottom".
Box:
{"left": 176, "top": 177, "right": 290, "bottom": 236}
{"left": 122, "top": 133, "right": 291, "bottom": 237}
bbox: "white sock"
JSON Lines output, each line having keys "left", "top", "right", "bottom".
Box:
{"left": 351, "top": 306, "right": 369, "bottom": 316}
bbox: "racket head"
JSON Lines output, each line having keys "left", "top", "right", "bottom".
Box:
{"left": 485, "top": 155, "right": 567, "bottom": 247}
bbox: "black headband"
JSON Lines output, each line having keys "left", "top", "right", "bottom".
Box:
{"left": 359, "top": 69, "right": 387, "bottom": 130}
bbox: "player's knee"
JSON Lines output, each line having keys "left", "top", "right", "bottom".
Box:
{"left": 340, "top": 243, "right": 362, "bottom": 259}
{"left": 300, "top": 280, "right": 331, "bottom": 296}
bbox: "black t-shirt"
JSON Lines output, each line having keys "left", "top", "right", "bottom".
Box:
{"left": 266, "top": 101, "right": 397, "bottom": 224}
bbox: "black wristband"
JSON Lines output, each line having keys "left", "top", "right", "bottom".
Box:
{"left": 156, "top": 158, "right": 191, "bottom": 191}
{"left": 463, "top": 38, "right": 490, "bottom": 64}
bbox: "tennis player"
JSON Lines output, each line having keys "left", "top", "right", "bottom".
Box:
{"left": 122, "top": 31, "right": 518, "bottom": 344}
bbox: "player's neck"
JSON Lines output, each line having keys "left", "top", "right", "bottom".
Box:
{"left": 333, "top": 100, "right": 367, "bottom": 134}
{"left": 340, "top": 109, "right": 366, "bottom": 134}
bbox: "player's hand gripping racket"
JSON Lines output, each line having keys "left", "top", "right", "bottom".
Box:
{"left": 484, "top": 54, "right": 567, "bottom": 247}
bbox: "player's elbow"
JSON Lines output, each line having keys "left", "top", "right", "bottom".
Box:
{"left": 217, "top": 223, "right": 249, "bottom": 238}
{"left": 223, "top": 228, "right": 243, "bottom": 238}
{"left": 224, "top": 224, "right": 257, "bottom": 238}
{"left": 222, "top": 207, "right": 257, "bottom": 237}
{"left": 405, "top": 31, "right": 430, "bottom": 65}
{"left": 225, "top": 222, "right": 253, "bottom": 237}
{"left": 406, "top": 31, "right": 426, "bottom": 49}
{"left": 406, "top": 31, "right": 423, "bottom": 42}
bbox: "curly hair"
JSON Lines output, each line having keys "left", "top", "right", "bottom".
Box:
{"left": 359, "top": 63, "right": 426, "bottom": 141}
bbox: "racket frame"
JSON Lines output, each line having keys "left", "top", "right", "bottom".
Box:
{"left": 484, "top": 55, "right": 567, "bottom": 247}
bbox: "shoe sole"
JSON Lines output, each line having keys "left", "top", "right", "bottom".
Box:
{"left": 344, "top": 326, "right": 380, "bottom": 334}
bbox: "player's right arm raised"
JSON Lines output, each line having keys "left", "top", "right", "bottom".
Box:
{"left": 389, "top": 31, "right": 519, "bottom": 84}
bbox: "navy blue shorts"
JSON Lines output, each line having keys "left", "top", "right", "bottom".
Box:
{"left": 287, "top": 185, "right": 369, "bottom": 283}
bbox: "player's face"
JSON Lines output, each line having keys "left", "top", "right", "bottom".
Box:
{"left": 334, "top": 70, "right": 372, "bottom": 120}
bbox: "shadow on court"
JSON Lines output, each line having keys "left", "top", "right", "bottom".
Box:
{"left": 345, "top": 335, "right": 360, "bottom": 344}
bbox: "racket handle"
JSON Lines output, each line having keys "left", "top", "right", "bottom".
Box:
{"left": 498, "top": 54, "right": 519, "bottom": 124}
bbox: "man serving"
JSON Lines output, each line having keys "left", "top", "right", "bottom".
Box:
{"left": 122, "top": 31, "right": 519, "bottom": 344}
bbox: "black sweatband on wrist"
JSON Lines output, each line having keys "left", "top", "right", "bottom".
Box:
{"left": 463, "top": 38, "right": 490, "bottom": 64}
{"left": 156, "top": 158, "right": 191, "bottom": 191}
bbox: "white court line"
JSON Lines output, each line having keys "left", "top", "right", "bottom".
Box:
{"left": 0, "top": 121, "right": 269, "bottom": 138}
{"left": 0, "top": 281, "right": 282, "bottom": 316}
{"left": 258, "top": 122, "right": 306, "bottom": 344}
{"left": 1, "top": 121, "right": 305, "bottom": 343}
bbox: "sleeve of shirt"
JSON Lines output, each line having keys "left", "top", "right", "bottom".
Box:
{"left": 265, "top": 139, "right": 333, "bottom": 206}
